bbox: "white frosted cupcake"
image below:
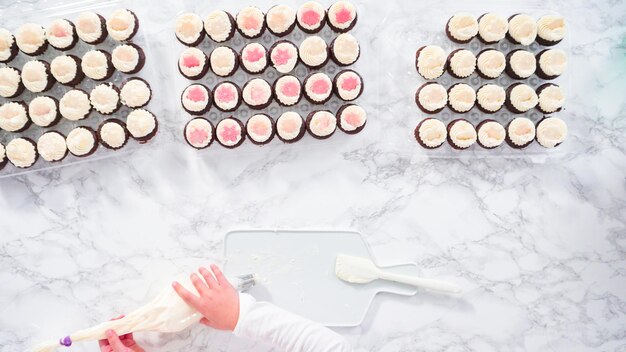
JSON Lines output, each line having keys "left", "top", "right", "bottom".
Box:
{"left": 506, "top": 83, "right": 538, "bottom": 114}
{"left": 506, "top": 117, "right": 536, "bottom": 148}
{"left": 476, "top": 120, "right": 505, "bottom": 149}
{"left": 416, "top": 45, "right": 446, "bottom": 80}
{"left": 536, "top": 15, "right": 566, "bottom": 46}
{"left": 447, "top": 119, "right": 476, "bottom": 150}
{"left": 446, "top": 13, "right": 478, "bottom": 43}
{"left": 37, "top": 131, "right": 68, "bottom": 162}
{"left": 175, "top": 13, "right": 204, "bottom": 46}
{"left": 415, "top": 118, "right": 446, "bottom": 149}
{"left": 507, "top": 14, "right": 537, "bottom": 45}
{"left": 536, "top": 83, "right": 565, "bottom": 114}
{"left": 536, "top": 117, "right": 567, "bottom": 148}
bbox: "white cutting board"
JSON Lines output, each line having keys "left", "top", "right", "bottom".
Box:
{"left": 223, "top": 229, "right": 420, "bottom": 327}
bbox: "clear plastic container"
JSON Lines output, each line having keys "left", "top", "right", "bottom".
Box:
{"left": 375, "top": 6, "right": 570, "bottom": 162}
{"left": 165, "top": 3, "right": 372, "bottom": 157}
{"left": 0, "top": 0, "right": 159, "bottom": 178}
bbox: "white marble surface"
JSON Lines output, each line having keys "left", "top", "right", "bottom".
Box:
{"left": 1, "top": 0, "right": 625, "bottom": 351}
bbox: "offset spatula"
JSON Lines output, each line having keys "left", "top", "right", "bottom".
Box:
{"left": 335, "top": 254, "right": 461, "bottom": 294}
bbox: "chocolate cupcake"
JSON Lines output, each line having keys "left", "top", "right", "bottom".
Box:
{"left": 112, "top": 43, "right": 145, "bottom": 74}
{"left": 15, "top": 23, "right": 48, "bottom": 56}
{"left": 246, "top": 114, "right": 275, "bottom": 145}
{"left": 446, "top": 13, "right": 478, "bottom": 44}
{"left": 476, "top": 120, "right": 505, "bottom": 149}
{"left": 215, "top": 117, "right": 245, "bottom": 148}
{"left": 276, "top": 111, "right": 306, "bottom": 143}
{"left": 446, "top": 49, "right": 476, "bottom": 79}
{"left": 303, "top": 72, "right": 333, "bottom": 104}
{"left": 210, "top": 46, "right": 239, "bottom": 77}
{"left": 477, "top": 13, "right": 508, "bottom": 44}
{"left": 29, "top": 96, "right": 61, "bottom": 127}
{"left": 0, "top": 101, "right": 30, "bottom": 132}
{"left": 536, "top": 83, "right": 565, "bottom": 114}
{"left": 415, "top": 45, "right": 446, "bottom": 80}
{"left": 66, "top": 126, "right": 98, "bottom": 157}
{"left": 213, "top": 81, "right": 242, "bottom": 112}
{"left": 327, "top": 1, "right": 357, "bottom": 33}
{"left": 81, "top": 49, "right": 114, "bottom": 81}
{"left": 505, "top": 49, "right": 536, "bottom": 80}
{"left": 181, "top": 83, "right": 212, "bottom": 115}
{"left": 107, "top": 8, "right": 139, "bottom": 42}
{"left": 476, "top": 84, "right": 505, "bottom": 113}
{"left": 6, "top": 137, "right": 38, "bottom": 168}
{"left": 330, "top": 33, "right": 360, "bottom": 66}
{"left": 242, "top": 78, "right": 273, "bottom": 109}
{"left": 50, "top": 55, "right": 84, "bottom": 86}
{"left": 507, "top": 14, "right": 537, "bottom": 46}
{"left": 536, "top": 49, "right": 567, "bottom": 80}
{"left": 415, "top": 118, "right": 447, "bottom": 149}
{"left": 21, "top": 60, "right": 55, "bottom": 93}
{"left": 415, "top": 82, "right": 447, "bottom": 114}
{"left": 178, "top": 47, "right": 209, "bottom": 80}
{"left": 536, "top": 15, "right": 566, "bottom": 46}
{"left": 76, "top": 12, "right": 107, "bottom": 44}
{"left": 120, "top": 77, "right": 151, "bottom": 108}
{"left": 127, "top": 109, "right": 158, "bottom": 143}
{"left": 506, "top": 117, "right": 536, "bottom": 148}
{"left": 45, "top": 19, "right": 78, "bottom": 51}
{"left": 240, "top": 43, "right": 269, "bottom": 74}
{"left": 204, "top": 10, "right": 236, "bottom": 43}
{"left": 307, "top": 110, "right": 337, "bottom": 139}
{"left": 447, "top": 119, "right": 477, "bottom": 150}
{"left": 98, "top": 119, "right": 129, "bottom": 150}
{"left": 334, "top": 70, "right": 362, "bottom": 101}
{"left": 175, "top": 13, "right": 205, "bottom": 46}
{"left": 270, "top": 41, "right": 299, "bottom": 74}
{"left": 0, "top": 29, "right": 18, "bottom": 63}
{"left": 60, "top": 89, "right": 91, "bottom": 121}
{"left": 37, "top": 131, "right": 68, "bottom": 162}
{"left": 536, "top": 117, "right": 567, "bottom": 148}
{"left": 0, "top": 66, "right": 24, "bottom": 98}
{"left": 274, "top": 75, "right": 302, "bottom": 107}
{"left": 337, "top": 104, "right": 366, "bottom": 134}
{"left": 299, "top": 36, "right": 329, "bottom": 69}
{"left": 184, "top": 117, "right": 214, "bottom": 149}
{"left": 266, "top": 5, "right": 297, "bottom": 36}
{"left": 236, "top": 6, "right": 266, "bottom": 39}
{"left": 506, "top": 83, "right": 538, "bottom": 114}
{"left": 297, "top": 1, "right": 326, "bottom": 33}
{"left": 0, "top": 143, "right": 5, "bottom": 170}
{"left": 89, "top": 83, "right": 121, "bottom": 115}
{"left": 476, "top": 49, "right": 505, "bottom": 79}
{"left": 447, "top": 83, "right": 476, "bottom": 113}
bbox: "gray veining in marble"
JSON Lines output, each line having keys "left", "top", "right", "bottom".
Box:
{"left": 0, "top": 0, "right": 625, "bottom": 351}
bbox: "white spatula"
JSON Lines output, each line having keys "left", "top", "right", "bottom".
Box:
{"left": 335, "top": 254, "right": 461, "bottom": 294}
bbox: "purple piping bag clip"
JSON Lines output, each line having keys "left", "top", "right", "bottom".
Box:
{"left": 59, "top": 336, "right": 72, "bottom": 347}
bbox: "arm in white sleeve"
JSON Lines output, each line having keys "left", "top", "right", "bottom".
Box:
{"left": 233, "top": 293, "right": 353, "bottom": 352}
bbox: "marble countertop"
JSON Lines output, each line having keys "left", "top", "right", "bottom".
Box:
{"left": 1, "top": 0, "right": 625, "bottom": 351}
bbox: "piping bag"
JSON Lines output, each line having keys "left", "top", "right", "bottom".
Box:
{"left": 32, "top": 274, "right": 256, "bottom": 352}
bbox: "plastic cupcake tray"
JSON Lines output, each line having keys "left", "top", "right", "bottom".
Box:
{"left": 167, "top": 3, "right": 372, "bottom": 155}
{"left": 375, "top": 5, "right": 571, "bottom": 162}
{"left": 0, "top": 0, "right": 159, "bottom": 178}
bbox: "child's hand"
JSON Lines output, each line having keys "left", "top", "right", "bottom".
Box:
{"left": 98, "top": 316, "right": 145, "bottom": 352}
{"left": 172, "top": 264, "right": 240, "bottom": 331}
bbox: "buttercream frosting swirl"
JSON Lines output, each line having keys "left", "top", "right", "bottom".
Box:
{"left": 418, "top": 83, "right": 447, "bottom": 112}
{"left": 66, "top": 127, "right": 95, "bottom": 156}
{"left": 477, "top": 84, "right": 505, "bottom": 112}
{"left": 449, "top": 120, "right": 477, "bottom": 149}
{"left": 537, "top": 117, "right": 567, "bottom": 148}
{"left": 539, "top": 49, "right": 567, "bottom": 77}
{"left": 448, "top": 13, "right": 478, "bottom": 41}
{"left": 538, "top": 84, "right": 565, "bottom": 113}
{"left": 477, "top": 121, "right": 505, "bottom": 148}
{"left": 508, "top": 50, "right": 536, "bottom": 78}
{"left": 507, "top": 117, "right": 535, "bottom": 146}
{"left": 127, "top": 109, "right": 156, "bottom": 138}
{"left": 477, "top": 49, "right": 505, "bottom": 78}
{"left": 448, "top": 84, "right": 476, "bottom": 113}
{"left": 0, "top": 67, "right": 20, "bottom": 97}
{"left": 478, "top": 13, "right": 508, "bottom": 43}
{"left": 175, "top": 13, "right": 203, "bottom": 44}
{"left": 509, "top": 84, "right": 538, "bottom": 112}
{"left": 6, "top": 138, "right": 36, "bottom": 167}
{"left": 417, "top": 45, "right": 445, "bottom": 80}
{"left": 508, "top": 14, "right": 537, "bottom": 45}
{"left": 37, "top": 132, "right": 67, "bottom": 161}
{"left": 418, "top": 118, "right": 446, "bottom": 148}
{"left": 299, "top": 36, "right": 327, "bottom": 67}
{"left": 537, "top": 15, "right": 566, "bottom": 42}
{"left": 204, "top": 10, "right": 232, "bottom": 42}
{"left": 449, "top": 49, "right": 476, "bottom": 78}
{"left": 0, "top": 102, "right": 28, "bottom": 131}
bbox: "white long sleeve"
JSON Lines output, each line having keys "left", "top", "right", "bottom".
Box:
{"left": 233, "top": 293, "right": 353, "bottom": 352}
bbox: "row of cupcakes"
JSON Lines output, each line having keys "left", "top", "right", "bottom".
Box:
{"left": 415, "top": 45, "right": 567, "bottom": 81}
{"left": 416, "top": 82, "right": 564, "bottom": 115}
{"left": 184, "top": 104, "right": 366, "bottom": 149}
{"left": 182, "top": 70, "right": 362, "bottom": 115}
{"left": 0, "top": 45, "right": 145, "bottom": 98}
{"left": 446, "top": 13, "right": 566, "bottom": 46}
{"left": 415, "top": 116, "right": 567, "bottom": 150}
{"left": 178, "top": 34, "right": 359, "bottom": 80}
{"left": 0, "top": 79, "right": 152, "bottom": 133}
{"left": 0, "top": 109, "right": 157, "bottom": 169}
{"left": 175, "top": 1, "right": 358, "bottom": 46}
{"left": 0, "top": 9, "right": 140, "bottom": 61}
